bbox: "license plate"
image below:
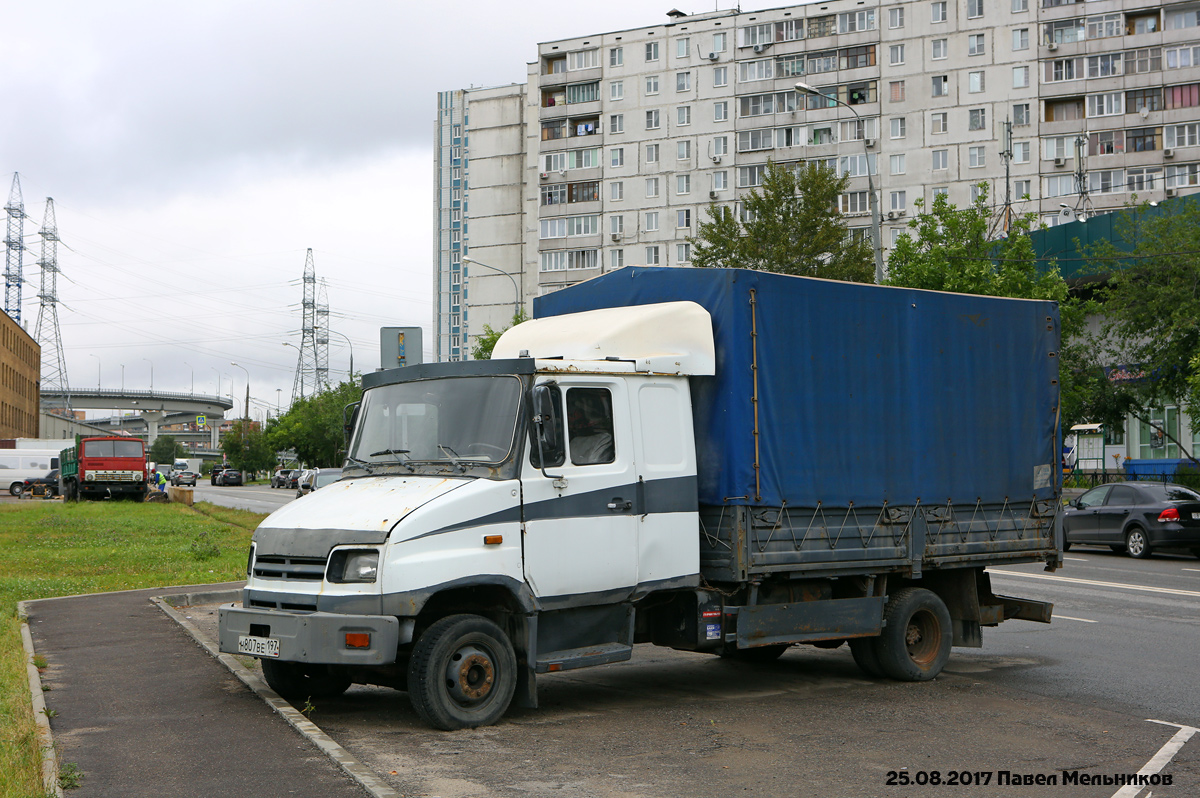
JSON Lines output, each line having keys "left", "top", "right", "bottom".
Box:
{"left": 237, "top": 635, "right": 280, "bottom": 658}
{"left": 1193, "top": 513, "right": 1200, "bottom": 520}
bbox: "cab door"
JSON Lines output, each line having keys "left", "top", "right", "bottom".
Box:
{"left": 520, "top": 378, "right": 639, "bottom": 605}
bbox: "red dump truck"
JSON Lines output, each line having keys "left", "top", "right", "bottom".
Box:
{"left": 59, "top": 436, "right": 149, "bottom": 501}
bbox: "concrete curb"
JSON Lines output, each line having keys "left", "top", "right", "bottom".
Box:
{"left": 16, "top": 600, "right": 63, "bottom": 798}
{"left": 153, "top": 592, "right": 400, "bottom": 798}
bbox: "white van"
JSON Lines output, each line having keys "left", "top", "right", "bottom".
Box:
{"left": 0, "top": 449, "right": 63, "bottom": 496}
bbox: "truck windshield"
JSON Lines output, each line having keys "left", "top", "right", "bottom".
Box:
{"left": 84, "top": 440, "right": 144, "bottom": 458}
{"left": 347, "top": 376, "right": 522, "bottom": 474}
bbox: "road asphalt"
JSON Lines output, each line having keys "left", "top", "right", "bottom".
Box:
{"left": 24, "top": 583, "right": 370, "bottom": 798}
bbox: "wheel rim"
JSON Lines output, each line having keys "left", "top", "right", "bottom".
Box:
{"left": 444, "top": 643, "right": 497, "bottom": 707}
{"left": 1128, "top": 530, "right": 1146, "bottom": 556}
{"left": 904, "top": 609, "right": 942, "bottom": 667}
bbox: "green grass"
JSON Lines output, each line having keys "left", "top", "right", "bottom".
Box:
{"left": 0, "top": 500, "right": 265, "bottom": 798}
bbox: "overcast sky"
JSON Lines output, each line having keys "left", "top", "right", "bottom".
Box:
{"left": 0, "top": 1, "right": 737, "bottom": 421}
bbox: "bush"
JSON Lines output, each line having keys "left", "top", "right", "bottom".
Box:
{"left": 1173, "top": 463, "right": 1200, "bottom": 491}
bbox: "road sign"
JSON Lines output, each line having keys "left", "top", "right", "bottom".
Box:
{"left": 197, "top": 415, "right": 206, "bottom": 428}
{"left": 380, "top": 327, "right": 423, "bottom": 369}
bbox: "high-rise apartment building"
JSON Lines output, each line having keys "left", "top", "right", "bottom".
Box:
{"left": 435, "top": 0, "right": 1200, "bottom": 360}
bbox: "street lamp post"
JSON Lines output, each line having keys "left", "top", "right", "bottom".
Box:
{"left": 120, "top": 364, "right": 125, "bottom": 393}
{"left": 212, "top": 367, "right": 221, "bottom": 396}
{"left": 183, "top": 361, "right": 194, "bottom": 394}
{"left": 795, "top": 81, "right": 885, "bottom": 283}
{"left": 315, "top": 326, "right": 355, "bottom": 379}
{"left": 462, "top": 256, "right": 520, "bottom": 321}
{"left": 90, "top": 354, "right": 100, "bottom": 390}
{"left": 143, "top": 358, "right": 153, "bottom": 392}
{"left": 231, "top": 362, "right": 250, "bottom": 422}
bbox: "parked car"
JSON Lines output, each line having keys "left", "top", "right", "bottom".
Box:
{"left": 1062, "top": 481, "right": 1200, "bottom": 559}
{"left": 219, "top": 468, "right": 244, "bottom": 486}
{"left": 210, "top": 466, "right": 227, "bottom": 486}
{"left": 171, "top": 470, "right": 197, "bottom": 487}
{"left": 270, "top": 469, "right": 293, "bottom": 489}
{"left": 287, "top": 470, "right": 302, "bottom": 489}
{"left": 23, "top": 469, "right": 60, "bottom": 497}
{"left": 296, "top": 468, "right": 342, "bottom": 497}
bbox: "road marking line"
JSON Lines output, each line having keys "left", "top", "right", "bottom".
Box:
{"left": 1183, "top": 568, "right": 1200, "bottom": 573}
{"left": 988, "top": 569, "right": 1200, "bottom": 598}
{"left": 1064, "top": 557, "right": 1090, "bottom": 561}
{"left": 1052, "top": 614, "right": 1097, "bottom": 623}
{"left": 1111, "top": 721, "right": 1198, "bottom": 798}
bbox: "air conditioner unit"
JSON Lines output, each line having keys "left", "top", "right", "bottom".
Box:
{"left": 1054, "top": 157, "right": 1066, "bottom": 167}
{"left": 1048, "top": 41, "right": 1059, "bottom": 51}
{"left": 540, "top": 172, "right": 550, "bottom": 180}
{"left": 1166, "top": 187, "right": 1177, "bottom": 197}
{"left": 886, "top": 211, "right": 896, "bottom": 220}
{"left": 709, "top": 190, "right": 719, "bottom": 199}
{"left": 897, "top": 209, "right": 906, "bottom": 217}
{"left": 610, "top": 233, "right": 621, "bottom": 242}
{"left": 1164, "top": 148, "right": 1175, "bottom": 158}
{"left": 753, "top": 43, "right": 768, "bottom": 54}
{"left": 706, "top": 52, "right": 719, "bottom": 61}
{"left": 712, "top": 155, "right": 722, "bottom": 164}
{"left": 865, "top": 138, "right": 876, "bottom": 148}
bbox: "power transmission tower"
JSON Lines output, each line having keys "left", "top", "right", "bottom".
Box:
{"left": 34, "top": 198, "right": 71, "bottom": 414}
{"left": 291, "top": 248, "right": 321, "bottom": 400}
{"left": 4, "top": 173, "right": 25, "bottom": 323}
{"left": 315, "top": 278, "right": 330, "bottom": 390}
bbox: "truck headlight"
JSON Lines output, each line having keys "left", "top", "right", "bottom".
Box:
{"left": 327, "top": 549, "right": 379, "bottom": 583}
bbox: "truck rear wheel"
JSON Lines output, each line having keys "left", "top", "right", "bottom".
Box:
{"left": 873, "top": 588, "right": 951, "bottom": 681}
{"left": 261, "top": 660, "right": 352, "bottom": 699}
{"left": 849, "top": 637, "right": 884, "bottom": 678}
{"left": 407, "top": 614, "right": 516, "bottom": 730}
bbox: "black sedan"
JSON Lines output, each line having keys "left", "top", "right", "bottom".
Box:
{"left": 218, "top": 468, "right": 244, "bottom": 486}
{"left": 1063, "top": 481, "right": 1200, "bottom": 559}
{"left": 23, "top": 469, "right": 59, "bottom": 497}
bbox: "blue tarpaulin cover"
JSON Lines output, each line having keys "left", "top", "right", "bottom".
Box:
{"left": 534, "top": 267, "right": 1061, "bottom": 509}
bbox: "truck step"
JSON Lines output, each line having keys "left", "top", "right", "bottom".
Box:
{"left": 535, "top": 643, "right": 632, "bottom": 673}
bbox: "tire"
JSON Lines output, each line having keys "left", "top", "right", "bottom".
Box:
{"left": 261, "top": 659, "right": 352, "bottom": 699}
{"left": 873, "top": 588, "right": 952, "bottom": 682}
{"left": 1061, "top": 538, "right": 1071, "bottom": 552}
{"left": 1192, "top": 548, "right": 1200, "bottom": 559}
{"left": 1109, "top": 545, "right": 1125, "bottom": 553}
{"left": 719, "top": 644, "right": 790, "bottom": 662}
{"left": 1125, "top": 527, "right": 1152, "bottom": 559}
{"left": 849, "top": 637, "right": 885, "bottom": 678}
{"left": 408, "top": 614, "right": 517, "bottom": 730}
{"left": 9, "top": 482, "right": 22, "bottom": 497}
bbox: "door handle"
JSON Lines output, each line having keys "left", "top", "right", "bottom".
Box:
{"left": 607, "top": 498, "right": 632, "bottom": 512}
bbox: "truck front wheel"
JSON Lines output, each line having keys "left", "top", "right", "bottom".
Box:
{"left": 407, "top": 614, "right": 517, "bottom": 730}
{"left": 873, "top": 588, "right": 952, "bottom": 682}
{"left": 261, "top": 660, "right": 352, "bottom": 699}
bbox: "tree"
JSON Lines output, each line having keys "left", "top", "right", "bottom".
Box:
{"left": 688, "top": 161, "right": 874, "bottom": 282}
{"left": 1084, "top": 199, "right": 1200, "bottom": 464}
{"left": 266, "top": 379, "right": 363, "bottom": 467}
{"left": 221, "top": 420, "right": 276, "bottom": 478}
{"left": 884, "top": 183, "right": 1096, "bottom": 430}
{"left": 471, "top": 308, "right": 529, "bottom": 360}
{"left": 147, "top": 434, "right": 183, "bottom": 465}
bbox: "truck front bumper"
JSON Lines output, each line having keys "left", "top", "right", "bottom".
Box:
{"left": 218, "top": 604, "right": 409, "bottom": 666}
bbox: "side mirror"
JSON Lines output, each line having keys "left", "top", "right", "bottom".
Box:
{"left": 532, "top": 385, "right": 559, "bottom": 451}
{"left": 343, "top": 401, "right": 361, "bottom": 448}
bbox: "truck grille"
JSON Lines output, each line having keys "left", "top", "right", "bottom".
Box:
{"left": 90, "top": 471, "right": 140, "bottom": 481}
{"left": 252, "top": 555, "right": 327, "bottom": 581}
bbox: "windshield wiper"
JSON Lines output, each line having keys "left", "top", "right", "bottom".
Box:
{"left": 369, "top": 448, "right": 414, "bottom": 471}
{"left": 437, "top": 444, "right": 467, "bottom": 472}
{"left": 344, "top": 456, "right": 375, "bottom": 473}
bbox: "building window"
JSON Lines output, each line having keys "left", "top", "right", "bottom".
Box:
{"left": 838, "top": 10, "right": 875, "bottom": 32}
{"left": 645, "top": 211, "right": 659, "bottom": 231}
{"left": 739, "top": 164, "right": 766, "bottom": 187}
{"left": 932, "top": 112, "right": 948, "bottom": 134}
{"left": 889, "top": 44, "right": 905, "bottom": 66}
{"left": 932, "top": 149, "right": 948, "bottom": 170}
{"left": 645, "top": 75, "right": 659, "bottom": 95}
{"left": 610, "top": 182, "right": 624, "bottom": 201}
{"left": 1013, "top": 103, "right": 1030, "bottom": 126}
{"left": 646, "top": 110, "right": 660, "bottom": 130}
{"left": 840, "top": 45, "right": 876, "bottom": 70}
{"left": 1087, "top": 13, "right": 1123, "bottom": 40}
{"left": 969, "top": 108, "right": 986, "bottom": 131}
{"left": 890, "top": 80, "right": 906, "bottom": 102}
{"left": 610, "top": 249, "right": 624, "bottom": 270}
{"left": 677, "top": 209, "right": 692, "bottom": 229}
{"left": 676, "top": 174, "right": 691, "bottom": 195}
{"left": 1127, "top": 127, "right": 1161, "bottom": 152}
{"left": 611, "top": 148, "right": 624, "bottom": 167}
{"left": 677, "top": 37, "right": 690, "bottom": 59}
{"left": 610, "top": 215, "right": 624, "bottom": 235}
{"left": 568, "top": 181, "right": 600, "bottom": 202}
{"left": 1013, "top": 66, "right": 1029, "bottom": 88}
{"left": 1012, "top": 0, "right": 1027, "bottom": 10}
{"left": 891, "top": 190, "right": 907, "bottom": 211}
{"left": 969, "top": 71, "right": 986, "bottom": 93}
{"left": 889, "top": 7, "right": 904, "bottom": 28}
{"left": 713, "top": 32, "right": 727, "bottom": 52}
{"left": 1013, "top": 28, "right": 1029, "bottom": 50}
{"left": 969, "top": 146, "right": 986, "bottom": 168}
{"left": 1087, "top": 92, "right": 1123, "bottom": 117}
{"left": 645, "top": 246, "right": 660, "bottom": 265}
{"left": 646, "top": 143, "right": 659, "bottom": 163}
{"left": 1013, "top": 141, "right": 1031, "bottom": 163}
{"left": 1128, "top": 48, "right": 1162, "bottom": 73}
{"left": 1166, "top": 163, "right": 1200, "bottom": 187}
{"left": 1090, "top": 170, "right": 1124, "bottom": 194}
{"left": 714, "top": 101, "right": 728, "bottom": 122}
{"left": 968, "top": 34, "right": 986, "bottom": 56}
{"left": 567, "top": 49, "right": 600, "bottom": 71}
{"left": 890, "top": 154, "right": 906, "bottom": 174}
{"left": 713, "top": 66, "right": 728, "bottom": 87}
{"left": 840, "top": 191, "right": 869, "bottom": 214}
{"left": 1014, "top": 179, "right": 1031, "bottom": 198}
{"left": 932, "top": 2, "right": 947, "bottom": 24}
{"left": 932, "top": 75, "right": 948, "bottom": 97}
{"left": 610, "top": 81, "right": 624, "bottom": 101}
{"left": 677, "top": 72, "right": 691, "bottom": 92}
{"left": 646, "top": 41, "right": 659, "bottom": 62}
{"left": 646, "top": 178, "right": 659, "bottom": 198}
{"left": 739, "top": 58, "right": 775, "bottom": 82}
{"left": 890, "top": 117, "right": 906, "bottom": 139}
{"left": 967, "top": 0, "right": 984, "bottom": 18}
{"left": 713, "top": 171, "right": 728, "bottom": 190}
{"left": 1132, "top": 87, "right": 1166, "bottom": 111}
{"left": 678, "top": 140, "right": 692, "bottom": 159}
{"left": 1127, "top": 166, "right": 1161, "bottom": 192}
{"left": 1167, "top": 45, "right": 1200, "bottom": 69}
{"left": 1166, "top": 123, "right": 1200, "bottom": 148}
{"left": 609, "top": 47, "right": 623, "bottom": 67}
{"left": 609, "top": 114, "right": 624, "bottom": 134}
{"left": 677, "top": 243, "right": 691, "bottom": 263}
{"left": 678, "top": 106, "right": 691, "bottom": 126}
{"left": 738, "top": 128, "right": 773, "bottom": 152}
{"left": 932, "top": 39, "right": 947, "bottom": 60}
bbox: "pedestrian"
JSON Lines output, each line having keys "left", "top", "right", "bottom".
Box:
{"left": 155, "top": 470, "right": 168, "bottom": 492}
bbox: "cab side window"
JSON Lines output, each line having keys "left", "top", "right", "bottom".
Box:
{"left": 528, "top": 385, "right": 565, "bottom": 468}
{"left": 566, "top": 388, "right": 615, "bottom": 466}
